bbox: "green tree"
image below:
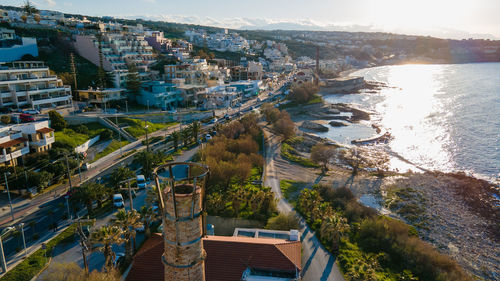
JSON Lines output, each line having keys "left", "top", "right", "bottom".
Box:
{"left": 48, "top": 110, "right": 67, "bottom": 131}
{"left": 100, "top": 128, "right": 113, "bottom": 140}
{"left": 27, "top": 170, "right": 53, "bottom": 190}
{"left": 171, "top": 131, "right": 180, "bottom": 150}
{"left": 139, "top": 206, "right": 156, "bottom": 238}
{"left": 181, "top": 128, "right": 190, "bottom": 147}
{"left": 109, "top": 167, "right": 135, "bottom": 190}
{"left": 72, "top": 182, "right": 107, "bottom": 215}
{"left": 133, "top": 150, "right": 163, "bottom": 178}
{"left": 1, "top": 115, "right": 10, "bottom": 125}
{"left": 89, "top": 226, "right": 125, "bottom": 270}
{"left": 190, "top": 121, "right": 200, "bottom": 143}
{"left": 288, "top": 82, "right": 319, "bottom": 104}
{"left": 112, "top": 209, "right": 141, "bottom": 264}
{"left": 22, "top": 0, "right": 38, "bottom": 15}
{"left": 126, "top": 63, "right": 141, "bottom": 96}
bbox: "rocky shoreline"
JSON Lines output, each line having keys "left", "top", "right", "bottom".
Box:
{"left": 281, "top": 86, "right": 500, "bottom": 279}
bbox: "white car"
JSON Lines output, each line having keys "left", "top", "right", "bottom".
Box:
{"left": 136, "top": 175, "right": 147, "bottom": 189}
{"left": 113, "top": 194, "right": 124, "bottom": 208}
{"left": 23, "top": 109, "right": 40, "bottom": 115}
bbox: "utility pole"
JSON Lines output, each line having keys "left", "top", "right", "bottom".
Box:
{"left": 119, "top": 178, "right": 138, "bottom": 211}
{"left": 0, "top": 235, "right": 6, "bottom": 273}
{"left": 64, "top": 154, "right": 73, "bottom": 189}
{"left": 76, "top": 218, "right": 95, "bottom": 273}
{"left": 145, "top": 124, "right": 150, "bottom": 152}
{"left": 76, "top": 152, "right": 82, "bottom": 182}
{"left": 4, "top": 172, "right": 14, "bottom": 221}
{"left": 125, "top": 100, "right": 128, "bottom": 113}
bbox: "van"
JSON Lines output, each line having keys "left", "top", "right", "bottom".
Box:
{"left": 113, "top": 194, "right": 124, "bottom": 208}
{"left": 136, "top": 175, "right": 147, "bottom": 189}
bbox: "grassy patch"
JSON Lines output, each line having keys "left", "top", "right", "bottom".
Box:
{"left": 280, "top": 94, "right": 323, "bottom": 109}
{"left": 281, "top": 143, "right": 319, "bottom": 168}
{"left": 54, "top": 129, "right": 89, "bottom": 148}
{"left": 0, "top": 224, "right": 77, "bottom": 281}
{"left": 385, "top": 187, "right": 429, "bottom": 229}
{"left": 112, "top": 117, "right": 176, "bottom": 138}
{"left": 91, "top": 140, "right": 130, "bottom": 163}
{"left": 280, "top": 180, "right": 304, "bottom": 206}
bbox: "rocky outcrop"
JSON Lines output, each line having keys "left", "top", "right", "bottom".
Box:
{"left": 300, "top": 121, "right": 329, "bottom": 132}
{"left": 329, "top": 121, "right": 348, "bottom": 127}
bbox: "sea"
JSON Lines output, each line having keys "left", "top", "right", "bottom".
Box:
{"left": 319, "top": 63, "right": 500, "bottom": 182}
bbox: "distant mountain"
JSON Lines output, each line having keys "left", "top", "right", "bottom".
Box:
{"left": 127, "top": 14, "right": 498, "bottom": 40}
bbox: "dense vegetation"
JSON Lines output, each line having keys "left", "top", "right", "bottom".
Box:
{"left": 200, "top": 114, "right": 277, "bottom": 221}
{"left": 292, "top": 185, "right": 472, "bottom": 281}
{"left": 260, "top": 103, "right": 295, "bottom": 140}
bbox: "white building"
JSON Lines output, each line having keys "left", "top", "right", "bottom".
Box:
{"left": 0, "top": 120, "right": 54, "bottom": 165}
{"left": 0, "top": 61, "right": 72, "bottom": 110}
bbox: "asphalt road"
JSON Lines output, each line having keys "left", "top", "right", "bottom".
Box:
{"left": 263, "top": 129, "right": 345, "bottom": 281}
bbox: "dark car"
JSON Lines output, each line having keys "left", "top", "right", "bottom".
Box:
{"left": 20, "top": 114, "right": 35, "bottom": 122}
{"left": 0, "top": 107, "right": 13, "bottom": 114}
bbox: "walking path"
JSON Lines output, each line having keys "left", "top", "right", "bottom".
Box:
{"left": 262, "top": 128, "right": 345, "bottom": 281}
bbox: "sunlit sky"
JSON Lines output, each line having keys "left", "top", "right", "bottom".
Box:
{"left": 3, "top": 0, "right": 500, "bottom": 39}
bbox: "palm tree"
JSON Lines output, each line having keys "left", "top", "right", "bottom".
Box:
{"left": 89, "top": 226, "right": 124, "bottom": 270}
{"left": 109, "top": 167, "right": 134, "bottom": 190}
{"left": 170, "top": 131, "right": 180, "bottom": 150}
{"left": 72, "top": 182, "right": 107, "bottom": 215}
{"left": 133, "top": 150, "right": 162, "bottom": 178}
{"left": 139, "top": 206, "right": 156, "bottom": 238}
{"left": 181, "top": 128, "right": 190, "bottom": 147}
{"left": 22, "top": 1, "right": 38, "bottom": 15}
{"left": 190, "top": 121, "right": 200, "bottom": 143}
{"left": 319, "top": 213, "right": 349, "bottom": 253}
{"left": 113, "top": 209, "right": 141, "bottom": 263}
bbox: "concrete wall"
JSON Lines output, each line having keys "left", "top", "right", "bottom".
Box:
{"left": 75, "top": 135, "right": 100, "bottom": 153}
{"left": 64, "top": 116, "right": 99, "bottom": 125}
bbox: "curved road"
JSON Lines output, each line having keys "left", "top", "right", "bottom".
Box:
{"left": 263, "top": 129, "right": 345, "bottom": 281}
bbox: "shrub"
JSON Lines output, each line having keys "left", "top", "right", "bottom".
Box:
{"left": 73, "top": 124, "right": 89, "bottom": 135}
{"left": 100, "top": 129, "right": 113, "bottom": 140}
{"left": 265, "top": 212, "right": 299, "bottom": 231}
{"left": 48, "top": 110, "right": 67, "bottom": 131}
{"left": 1, "top": 115, "right": 10, "bottom": 124}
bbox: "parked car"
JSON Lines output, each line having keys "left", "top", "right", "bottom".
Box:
{"left": 113, "top": 194, "right": 124, "bottom": 208}
{"left": 223, "top": 114, "right": 230, "bottom": 120}
{"left": 20, "top": 114, "right": 35, "bottom": 122}
{"left": 137, "top": 175, "right": 147, "bottom": 189}
{"left": 204, "top": 134, "right": 212, "bottom": 142}
{"left": 23, "top": 109, "right": 40, "bottom": 115}
{"left": 0, "top": 107, "right": 13, "bottom": 114}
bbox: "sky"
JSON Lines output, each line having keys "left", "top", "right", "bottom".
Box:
{"left": 3, "top": 0, "right": 500, "bottom": 39}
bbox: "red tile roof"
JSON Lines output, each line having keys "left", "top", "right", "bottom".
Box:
{"left": 0, "top": 137, "right": 26, "bottom": 149}
{"left": 36, "top": 127, "right": 54, "bottom": 134}
{"left": 125, "top": 234, "right": 301, "bottom": 281}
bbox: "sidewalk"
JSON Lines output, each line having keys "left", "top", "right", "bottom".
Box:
{"left": 0, "top": 220, "right": 73, "bottom": 278}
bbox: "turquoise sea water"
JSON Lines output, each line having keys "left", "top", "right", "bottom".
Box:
{"left": 321, "top": 63, "right": 500, "bottom": 181}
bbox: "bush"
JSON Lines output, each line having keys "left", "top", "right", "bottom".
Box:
{"left": 73, "top": 124, "right": 89, "bottom": 135}
{"left": 265, "top": 212, "right": 299, "bottom": 231}
{"left": 281, "top": 143, "right": 319, "bottom": 168}
{"left": 100, "top": 129, "right": 113, "bottom": 140}
{"left": 1, "top": 115, "right": 10, "bottom": 125}
{"left": 48, "top": 110, "right": 67, "bottom": 131}
{"left": 288, "top": 82, "right": 319, "bottom": 104}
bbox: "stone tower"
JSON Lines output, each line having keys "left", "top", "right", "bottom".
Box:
{"left": 154, "top": 162, "right": 209, "bottom": 281}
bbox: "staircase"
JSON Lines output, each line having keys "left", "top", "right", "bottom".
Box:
{"left": 98, "top": 116, "right": 137, "bottom": 142}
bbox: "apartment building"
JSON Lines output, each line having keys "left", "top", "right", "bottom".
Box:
{"left": 164, "top": 58, "right": 222, "bottom": 85}
{"left": 144, "top": 31, "right": 172, "bottom": 53}
{"left": 138, "top": 81, "right": 182, "bottom": 110}
{"left": 0, "top": 61, "right": 72, "bottom": 110}
{"left": 77, "top": 87, "right": 125, "bottom": 106}
{"left": 75, "top": 33, "right": 156, "bottom": 88}
{"left": 0, "top": 120, "right": 54, "bottom": 166}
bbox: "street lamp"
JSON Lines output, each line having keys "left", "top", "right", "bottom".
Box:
{"left": 145, "top": 124, "right": 150, "bottom": 152}
{"left": 17, "top": 223, "right": 27, "bottom": 257}
{"left": 65, "top": 195, "right": 72, "bottom": 220}
{"left": 3, "top": 172, "right": 14, "bottom": 222}
{"left": 119, "top": 178, "right": 138, "bottom": 211}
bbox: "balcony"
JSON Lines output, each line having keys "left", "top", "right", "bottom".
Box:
{"left": 0, "top": 147, "right": 29, "bottom": 163}
{"left": 32, "top": 95, "right": 72, "bottom": 106}
{"left": 31, "top": 136, "right": 55, "bottom": 147}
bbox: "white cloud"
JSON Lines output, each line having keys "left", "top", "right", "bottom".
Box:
{"left": 45, "top": 0, "right": 56, "bottom": 6}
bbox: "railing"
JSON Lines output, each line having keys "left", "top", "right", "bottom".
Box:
{"left": 31, "top": 136, "right": 55, "bottom": 147}
{"left": 0, "top": 147, "right": 29, "bottom": 163}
